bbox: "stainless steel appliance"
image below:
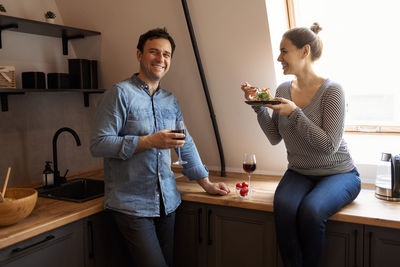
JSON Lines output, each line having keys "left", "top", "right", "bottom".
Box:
{"left": 375, "top": 152, "right": 400, "bottom": 201}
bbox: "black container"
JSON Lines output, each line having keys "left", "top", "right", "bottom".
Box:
{"left": 89, "top": 60, "right": 98, "bottom": 89}
{"left": 68, "top": 59, "right": 90, "bottom": 89}
{"left": 47, "top": 73, "right": 70, "bottom": 89}
{"left": 22, "top": 72, "right": 46, "bottom": 89}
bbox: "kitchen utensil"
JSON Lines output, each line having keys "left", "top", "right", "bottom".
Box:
{"left": 375, "top": 153, "right": 400, "bottom": 201}
{"left": 0, "top": 167, "right": 11, "bottom": 202}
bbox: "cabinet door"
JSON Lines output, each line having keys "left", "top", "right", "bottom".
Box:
{"left": 0, "top": 220, "right": 84, "bottom": 267}
{"left": 320, "top": 221, "right": 363, "bottom": 267}
{"left": 208, "top": 205, "right": 277, "bottom": 267}
{"left": 174, "top": 201, "right": 207, "bottom": 267}
{"left": 364, "top": 225, "right": 400, "bottom": 267}
{"left": 85, "top": 211, "right": 132, "bottom": 267}
{"left": 276, "top": 220, "right": 363, "bottom": 267}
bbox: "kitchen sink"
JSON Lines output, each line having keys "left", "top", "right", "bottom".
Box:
{"left": 36, "top": 178, "right": 104, "bottom": 203}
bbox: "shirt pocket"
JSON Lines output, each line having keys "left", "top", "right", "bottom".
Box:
{"left": 161, "top": 108, "right": 177, "bottom": 130}
{"left": 125, "top": 109, "right": 154, "bottom": 136}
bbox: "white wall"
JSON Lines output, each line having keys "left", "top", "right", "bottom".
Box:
{"left": 54, "top": 0, "right": 289, "bottom": 177}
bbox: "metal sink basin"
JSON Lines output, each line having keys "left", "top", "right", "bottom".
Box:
{"left": 37, "top": 178, "right": 104, "bottom": 203}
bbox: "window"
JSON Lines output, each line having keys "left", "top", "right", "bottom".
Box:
{"left": 288, "top": 0, "right": 400, "bottom": 133}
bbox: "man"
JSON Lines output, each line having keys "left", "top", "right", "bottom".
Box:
{"left": 90, "top": 27, "right": 230, "bottom": 267}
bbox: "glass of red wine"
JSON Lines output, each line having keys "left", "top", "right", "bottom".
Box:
{"left": 243, "top": 153, "right": 256, "bottom": 187}
{"left": 173, "top": 121, "right": 187, "bottom": 165}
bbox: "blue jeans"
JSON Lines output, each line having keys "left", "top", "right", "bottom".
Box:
{"left": 273, "top": 169, "right": 361, "bottom": 267}
{"left": 110, "top": 210, "right": 175, "bottom": 267}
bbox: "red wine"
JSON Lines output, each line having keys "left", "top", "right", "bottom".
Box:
{"left": 172, "top": 129, "right": 186, "bottom": 140}
{"left": 243, "top": 163, "right": 256, "bottom": 173}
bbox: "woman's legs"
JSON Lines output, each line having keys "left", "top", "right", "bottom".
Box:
{"left": 274, "top": 170, "right": 315, "bottom": 267}
{"left": 298, "top": 169, "right": 361, "bottom": 267}
{"left": 274, "top": 169, "right": 361, "bottom": 267}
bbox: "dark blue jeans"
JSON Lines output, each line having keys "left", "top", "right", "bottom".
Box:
{"left": 273, "top": 168, "right": 361, "bottom": 267}
{"left": 110, "top": 210, "right": 175, "bottom": 267}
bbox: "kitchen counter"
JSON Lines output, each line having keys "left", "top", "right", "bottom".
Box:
{"left": 1, "top": 168, "right": 400, "bottom": 250}
{"left": 177, "top": 172, "right": 400, "bottom": 230}
{"left": 0, "top": 167, "right": 104, "bottom": 249}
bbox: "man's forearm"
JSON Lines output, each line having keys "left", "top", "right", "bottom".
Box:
{"left": 135, "top": 135, "right": 153, "bottom": 153}
{"left": 197, "top": 177, "right": 211, "bottom": 190}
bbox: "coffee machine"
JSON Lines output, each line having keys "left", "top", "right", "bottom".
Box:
{"left": 375, "top": 153, "right": 400, "bottom": 201}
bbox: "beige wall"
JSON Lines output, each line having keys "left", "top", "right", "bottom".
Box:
{"left": 0, "top": 0, "right": 288, "bottom": 186}
{"left": 0, "top": 0, "right": 102, "bottom": 186}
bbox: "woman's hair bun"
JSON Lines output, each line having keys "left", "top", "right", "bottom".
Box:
{"left": 310, "top": 22, "right": 322, "bottom": 34}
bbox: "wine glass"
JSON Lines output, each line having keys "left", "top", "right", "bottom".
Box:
{"left": 173, "top": 121, "right": 187, "bottom": 165}
{"left": 243, "top": 153, "right": 256, "bottom": 187}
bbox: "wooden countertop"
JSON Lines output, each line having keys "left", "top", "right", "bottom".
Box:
{"left": 177, "top": 172, "right": 400, "bottom": 230}
{"left": 1, "top": 168, "right": 400, "bottom": 250}
{"left": 0, "top": 167, "right": 104, "bottom": 249}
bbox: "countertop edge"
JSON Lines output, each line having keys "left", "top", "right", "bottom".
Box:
{"left": 0, "top": 201, "right": 103, "bottom": 250}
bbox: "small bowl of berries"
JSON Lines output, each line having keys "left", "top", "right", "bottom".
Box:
{"left": 235, "top": 181, "right": 252, "bottom": 199}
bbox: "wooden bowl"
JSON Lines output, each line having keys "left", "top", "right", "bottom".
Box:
{"left": 0, "top": 188, "right": 38, "bottom": 227}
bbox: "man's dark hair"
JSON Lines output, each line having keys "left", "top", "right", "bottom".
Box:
{"left": 137, "top": 27, "right": 176, "bottom": 56}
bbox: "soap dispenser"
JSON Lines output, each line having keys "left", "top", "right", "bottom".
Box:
{"left": 43, "top": 161, "right": 54, "bottom": 187}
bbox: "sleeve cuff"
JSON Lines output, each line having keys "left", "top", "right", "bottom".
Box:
{"left": 120, "top": 135, "right": 139, "bottom": 160}
{"left": 252, "top": 105, "right": 266, "bottom": 113}
{"left": 182, "top": 164, "right": 209, "bottom": 181}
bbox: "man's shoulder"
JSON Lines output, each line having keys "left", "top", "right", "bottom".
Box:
{"left": 114, "top": 77, "right": 138, "bottom": 90}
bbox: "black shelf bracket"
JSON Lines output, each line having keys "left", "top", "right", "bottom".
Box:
{"left": 0, "top": 94, "right": 8, "bottom": 112}
{"left": 62, "top": 34, "right": 84, "bottom": 55}
{"left": 0, "top": 23, "right": 18, "bottom": 48}
{"left": 83, "top": 91, "right": 103, "bottom": 107}
{"left": 83, "top": 92, "right": 90, "bottom": 107}
{"left": 0, "top": 91, "right": 24, "bottom": 112}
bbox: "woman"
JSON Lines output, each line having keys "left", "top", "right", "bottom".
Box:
{"left": 241, "top": 23, "right": 361, "bottom": 267}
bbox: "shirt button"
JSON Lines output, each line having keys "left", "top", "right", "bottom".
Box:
{"left": 157, "top": 194, "right": 160, "bottom": 197}
{"left": 158, "top": 172, "right": 161, "bottom": 176}
{"left": 158, "top": 152, "right": 161, "bottom": 156}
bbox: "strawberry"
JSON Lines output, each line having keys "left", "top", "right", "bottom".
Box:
{"left": 242, "top": 181, "right": 248, "bottom": 188}
{"left": 240, "top": 187, "right": 249, "bottom": 197}
{"left": 236, "top": 183, "right": 242, "bottom": 189}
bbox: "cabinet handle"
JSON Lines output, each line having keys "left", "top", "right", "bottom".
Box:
{"left": 353, "top": 230, "right": 358, "bottom": 267}
{"left": 198, "top": 208, "right": 203, "bottom": 244}
{"left": 207, "top": 209, "right": 212, "bottom": 245}
{"left": 87, "top": 220, "right": 94, "bottom": 258}
{"left": 11, "top": 235, "right": 55, "bottom": 253}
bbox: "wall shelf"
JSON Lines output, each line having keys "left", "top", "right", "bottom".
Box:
{"left": 0, "top": 14, "right": 101, "bottom": 55}
{"left": 0, "top": 88, "right": 105, "bottom": 112}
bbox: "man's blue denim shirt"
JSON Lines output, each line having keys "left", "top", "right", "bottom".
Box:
{"left": 90, "top": 74, "right": 208, "bottom": 217}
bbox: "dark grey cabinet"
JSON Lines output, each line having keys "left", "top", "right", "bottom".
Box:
{"left": 174, "top": 201, "right": 277, "bottom": 267}
{"left": 209, "top": 204, "right": 276, "bottom": 267}
{"left": 176, "top": 201, "right": 400, "bottom": 267}
{"left": 364, "top": 225, "right": 400, "bottom": 267}
{"left": 0, "top": 220, "right": 85, "bottom": 267}
{"left": 320, "top": 221, "right": 363, "bottom": 267}
{"left": 174, "top": 201, "right": 204, "bottom": 267}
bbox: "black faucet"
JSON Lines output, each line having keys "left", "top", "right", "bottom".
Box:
{"left": 52, "top": 127, "right": 81, "bottom": 185}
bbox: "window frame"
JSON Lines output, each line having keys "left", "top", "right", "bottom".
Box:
{"left": 284, "top": 0, "right": 400, "bottom": 134}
